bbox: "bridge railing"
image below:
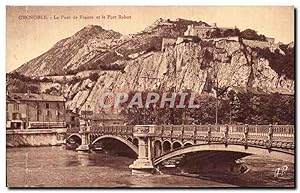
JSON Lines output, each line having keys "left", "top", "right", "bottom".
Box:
{"left": 156, "top": 124, "right": 293, "bottom": 149}
{"left": 90, "top": 125, "right": 134, "bottom": 136}
{"left": 247, "top": 125, "right": 269, "bottom": 145}
{"left": 88, "top": 124, "right": 294, "bottom": 149}
{"left": 162, "top": 125, "right": 173, "bottom": 138}
{"left": 271, "top": 125, "right": 294, "bottom": 149}
{"left": 227, "top": 125, "right": 245, "bottom": 144}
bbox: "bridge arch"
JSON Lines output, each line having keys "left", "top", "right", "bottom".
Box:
{"left": 66, "top": 134, "right": 82, "bottom": 143}
{"left": 132, "top": 138, "right": 138, "bottom": 146}
{"left": 162, "top": 140, "right": 172, "bottom": 153}
{"left": 90, "top": 135, "right": 138, "bottom": 155}
{"left": 183, "top": 141, "right": 193, "bottom": 147}
{"left": 154, "top": 144, "right": 294, "bottom": 166}
{"left": 172, "top": 141, "right": 183, "bottom": 150}
{"left": 153, "top": 140, "right": 162, "bottom": 157}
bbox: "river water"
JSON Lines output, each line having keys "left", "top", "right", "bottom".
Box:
{"left": 6, "top": 146, "right": 294, "bottom": 188}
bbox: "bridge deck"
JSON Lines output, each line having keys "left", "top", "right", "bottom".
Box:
{"left": 67, "top": 124, "right": 294, "bottom": 150}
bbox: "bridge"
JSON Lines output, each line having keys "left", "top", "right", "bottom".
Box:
{"left": 66, "top": 124, "right": 294, "bottom": 175}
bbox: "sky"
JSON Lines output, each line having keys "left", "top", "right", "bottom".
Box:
{"left": 6, "top": 6, "right": 294, "bottom": 72}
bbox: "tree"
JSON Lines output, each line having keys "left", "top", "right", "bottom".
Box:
{"left": 8, "top": 79, "right": 40, "bottom": 94}
{"left": 210, "top": 28, "right": 221, "bottom": 38}
{"left": 240, "top": 29, "right": 266, "bottom": 41}
{"left": 118, "top": 89, "right": 294, "bottom": 125}
{"left": 223, "top": 28, "right": 240, "bottom": 37}
{"left": 254, "top": 46, "right": 294, "bottom": 80}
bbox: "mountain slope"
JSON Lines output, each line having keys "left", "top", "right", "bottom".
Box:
{"left": 15, "top": 19, "right": 211, "bottom": 76}
{"left": 15, "top": 25, "right": 122, "bottom": 76}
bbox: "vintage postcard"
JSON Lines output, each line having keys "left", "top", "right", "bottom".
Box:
{"left": 6, "top": 6, "right": 295, "bottom": 188}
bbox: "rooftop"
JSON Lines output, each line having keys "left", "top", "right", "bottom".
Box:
{"left": 8, "top": 93, "right": 65, "bottom": 102}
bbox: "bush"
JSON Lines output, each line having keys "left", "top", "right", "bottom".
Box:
{"left": 8, "top": 72, "right": 35, "bottom": 82}
{"left": 27, "top": 85, "right": 40, "bottom": 93}
{"left": 89, "top": 73, "right": 100, "bottom": 81}
{"left": 8, "top": 79, "right": 40, "bottom": 94}
{"left": 44, "top": 86, "right": 60, "bottom": 95}
{"left": 40, "top": 77, "right": 52, "bottom": 82}
{"left": 100, "top": 64, "right": 125, "bottom": 71}
{"left": 65, "top": 69, "right": 79, "bottom": 75}
{"left": 240, "top": 29, "right": 266, "bottom": 41}
{"left": 210, "top": 28, "right": 240, "bottom": 38}
{"left": 69, "top": 76, "right": 80, "bottom": 84}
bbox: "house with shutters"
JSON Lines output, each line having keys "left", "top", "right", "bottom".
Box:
{"left": 6, "top": 92, "right": 66, "bottom": 130}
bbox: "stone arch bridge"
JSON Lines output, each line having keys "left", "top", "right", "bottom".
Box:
{"left": 66, "top": 124, "right": 294, "bottom": 174}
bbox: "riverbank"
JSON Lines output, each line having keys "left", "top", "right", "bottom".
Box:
{"left": 6, "top": 129, "right": 65, "bottom": 147}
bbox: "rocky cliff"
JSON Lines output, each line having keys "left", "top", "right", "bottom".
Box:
{"left": 66, "top": 39, "right": 293, "bottom": 113}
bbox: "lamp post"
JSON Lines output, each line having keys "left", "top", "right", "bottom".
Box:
{"left": 215, "top": 76, "right": 219, "bottom": 125}
{"left": 229, "top": 101, "right": 232, "bottom": 125}
{"left": 227, "top": 90, "right": 237, "bottom": 125}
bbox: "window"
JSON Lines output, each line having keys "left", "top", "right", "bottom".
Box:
{"left": 37, "top": 110, "right": 41, "bottom": 121}
{"left": 56, "top": 103, "right": 60, "bottom": 109}
{"left": 13, "top": 103, "right": 19, "bottom": 111}
{"left": 12, "top": 113, "right": 20, "bottom": 120}
{"left": 56, "top": 110, "right": 59, "bottom": 121}
{"left": 46, "top": 103, "right": 49, "bottom": 109}
{"left": 46, "top": 110, "right": 51, "bottom": 117}
{"left": 11, "top": 122, "right": 21, "bottom": 129}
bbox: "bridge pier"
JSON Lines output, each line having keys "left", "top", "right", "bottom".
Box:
{"left": 76, "top": 131, "right": 90, "bottom": 153}
{"left": 56, "top": 128, "right": 67, "bottom": 145}
{"left": 129, "top": 125, "right": 155, "bottom": 175}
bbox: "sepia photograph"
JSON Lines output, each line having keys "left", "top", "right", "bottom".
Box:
{"left": 5, "top": 6, "right": 295, "bottom": 188}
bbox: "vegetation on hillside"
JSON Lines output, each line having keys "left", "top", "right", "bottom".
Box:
{"left": 254, "top": 46, "right": 294, "bottom": 79}
{"left": 240, "top": 29, "right": 267, "bottom": 41}
{"left": 119, "top": 90, "right": 294, "bottom": 125}
{"left": 7, "top": 78, "right": 40, "bottom": 94}
{"left": 210, "top": 28, "right": 240, "bottom": 38}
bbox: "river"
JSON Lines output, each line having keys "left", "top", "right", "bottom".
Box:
{"left": 6, "top": 146, "right": 294, "bottom": 187}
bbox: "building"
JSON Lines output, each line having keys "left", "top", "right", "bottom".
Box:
{"left": 203, "top": 36, "right": 239, "bottom": 42}
{"left": 184, "top": 23, "right": 237, "bottom": 39}
{"left": 184, "top": 24, "right": 218, "bottom": 39}
{"left": 6, "top": 96, "right": 27, "bottom": 129}
{"left": 176, "top": 36, "right": 200, "bottom": 45}
{"left": 66, "top": 110, "right": 80, "bottom": 129}
{"left": 6, "top": 92, "right": 66, "bottom": 130}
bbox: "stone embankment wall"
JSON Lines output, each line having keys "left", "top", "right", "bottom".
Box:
{"left": 6, "top": 129, "right": 65, "bottom": 147}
